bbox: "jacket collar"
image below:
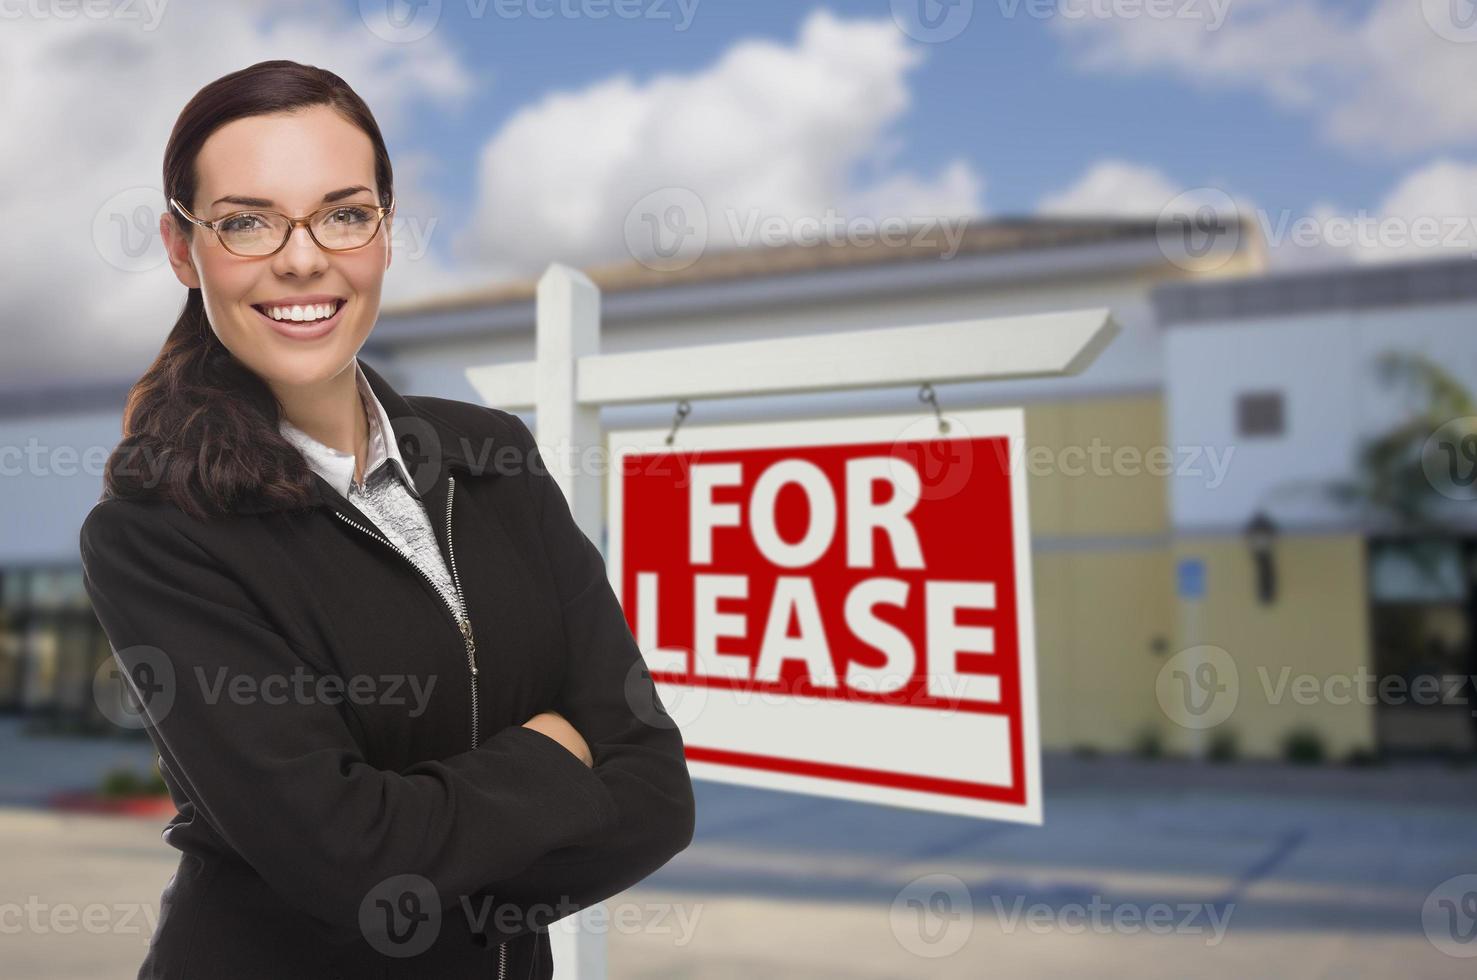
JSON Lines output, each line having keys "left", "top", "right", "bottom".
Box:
{"left": 277, "top": 359, "right": 418, "bottom": 501}
{"left": 234, "top": 357, "right": 490, "bottom": 516}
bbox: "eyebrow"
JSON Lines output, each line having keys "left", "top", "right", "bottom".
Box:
{"left": 209, "top": 185, "right": 375, "bottom": 209}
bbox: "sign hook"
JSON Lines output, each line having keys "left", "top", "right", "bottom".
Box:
{"left": 918, "top": 382, "right": 951, "bottom": 434}
{"left": 664, "top": 399, "right": 692, "bottom": 445}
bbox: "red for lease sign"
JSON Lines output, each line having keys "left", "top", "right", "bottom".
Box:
{"left": 607, "top": 409, "right": 1042, "bottom": 824}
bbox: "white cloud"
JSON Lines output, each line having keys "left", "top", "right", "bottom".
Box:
{"left": 1358, "top": 159, "right": 1477, "bottom": 263}
{"left": 456, "top": 9, "right": 984, "bottom": 274}
{"left": 1051, "top": 0, "right": 1477, "bottom": 155}
{"left": 0, "top": 3, "right": 475, "bottom": 388}
{"left": 1037, "top": 160, "right": 1182, "bottom": 216}
{"left": 1160, "top": 160, "right": 1477, "bottom": 270}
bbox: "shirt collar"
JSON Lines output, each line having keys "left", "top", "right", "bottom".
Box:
{"left": 278, "top": 360, "right": 420, "bottom": 500}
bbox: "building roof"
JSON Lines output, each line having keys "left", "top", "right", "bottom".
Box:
{"left": 3, "top": 216, "right": 1239, "bottom": 418}
{"left": 1154, "top": 254, "right": 1477, "bottom": 326}
{"left": 382, "top": 216, "right": 1169, "bottom": 318}
{"left": 367, "top": 215, "right": 1235, "bottom": 348}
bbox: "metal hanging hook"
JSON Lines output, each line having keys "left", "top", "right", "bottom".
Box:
{"left": 918, "top": 382, "right": 950, "bottom": 433}
{"left": 664, "top": 399, "right": 691, "bottom": 445}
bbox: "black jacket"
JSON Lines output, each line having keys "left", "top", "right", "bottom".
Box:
{"left": 78, "top": 358, "right": 695, "bottom": 979}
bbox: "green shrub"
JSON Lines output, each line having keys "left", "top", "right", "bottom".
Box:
{"left": 1206, "top": 729, "right": 1238, "bottom": 763}
{"left": 98, "top": 764, "right": 169, "bottom": 798}
{"left": 145, "top": 766, "right": 168, "bottom": 795}
{"left": 1281, "top": 727, "right": 1325, "bottom": 765}
{"left": 1133, "top": 726, "right": 1164, "bottom": 759}
{"left": 98, "top": 767, "right": 143, "bottom": 798}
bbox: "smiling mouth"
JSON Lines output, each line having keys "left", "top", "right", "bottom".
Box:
{"left": 251, "top": 298, "right": 347, "bottom": 323}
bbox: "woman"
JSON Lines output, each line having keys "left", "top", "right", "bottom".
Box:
{"left": 78, "top": 60, "right": 695, "bottom": 980}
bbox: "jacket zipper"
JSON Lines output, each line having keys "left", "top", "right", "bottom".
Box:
{"left": 331, "top": 476, "right": 506, "bottom": 974}
{"left": 329, "top": 474, "right": 480, "bottom": 747}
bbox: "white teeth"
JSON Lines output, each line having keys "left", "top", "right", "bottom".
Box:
{"left": 260, "top": 301, "right": 339, "bottom": 322}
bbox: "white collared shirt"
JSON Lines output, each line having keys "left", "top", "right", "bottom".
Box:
{"left": 278, "top": 361, "right": 464, "bottom": 621}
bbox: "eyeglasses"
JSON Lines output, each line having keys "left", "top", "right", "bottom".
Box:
{"left": 169, "top": 196, "right": 395, "bottom": 257}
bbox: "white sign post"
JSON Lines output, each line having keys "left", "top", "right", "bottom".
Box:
{"left": 466, "top": 262, "right": 1118, "bottom": 979}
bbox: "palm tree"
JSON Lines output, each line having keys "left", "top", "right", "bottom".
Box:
{"left": 1263, "top": 351, "right": 1476, "bottom": 753}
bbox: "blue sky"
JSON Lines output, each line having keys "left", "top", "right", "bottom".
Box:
{"left": 381, "top": 0, "right": 1385, "bottom": 212}
{"left": 327, "top": 0, "right": 1475, "bottom": 280}
{"left": 5, "top": 0, "right": 1475, "bottom": 384}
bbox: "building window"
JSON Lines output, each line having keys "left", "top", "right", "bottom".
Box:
{"left": 1236, "top": 391, "right": 1285, "bottom": 437}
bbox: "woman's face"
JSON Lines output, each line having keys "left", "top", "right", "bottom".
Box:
{"left": 161, "top": 105, "right": 392, "bottom": 390}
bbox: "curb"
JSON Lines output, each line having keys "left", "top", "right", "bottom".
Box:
{"left": 46, "top": 790, "right": 176, "bottom": 817}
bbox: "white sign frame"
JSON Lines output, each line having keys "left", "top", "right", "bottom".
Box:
{"left": 606, "top": 406, "right": 1042, "bottom": 826}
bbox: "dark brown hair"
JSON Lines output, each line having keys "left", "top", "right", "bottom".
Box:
{"left": 101, "top": 60, "right": 394, "bottom": 522}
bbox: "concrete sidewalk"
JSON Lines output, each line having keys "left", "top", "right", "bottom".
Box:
{"left": 3, "top": 750, "right": 1476, "bottom": 977}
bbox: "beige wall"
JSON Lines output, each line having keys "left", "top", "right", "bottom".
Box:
{"left": 1167, "top": 533, "right": 1376, "bottom": 759}
{"left": 1021, "top": 393, "right": 1175, "bottom": 750}
{"left": 1019, "top": 393, "right": 1376, "bottom": 758}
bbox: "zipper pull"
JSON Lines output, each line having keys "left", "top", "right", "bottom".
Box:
{"left": 460, "top": 618, "right": 477, "bottom": 658}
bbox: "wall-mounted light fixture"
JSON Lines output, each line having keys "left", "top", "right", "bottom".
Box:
{"left": 1244, "top": 509, "right": 1279, "bottom": 605}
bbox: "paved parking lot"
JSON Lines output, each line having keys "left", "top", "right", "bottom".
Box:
{"left": 3, "top": 719, "right": 1476, "bottom": 978}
